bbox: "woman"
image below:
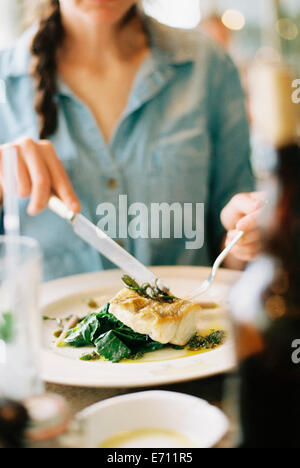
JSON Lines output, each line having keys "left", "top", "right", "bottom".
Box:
{"left": 0, "top": 0, "right": 261, "bottom": 280}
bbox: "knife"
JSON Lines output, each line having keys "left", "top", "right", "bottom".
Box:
{"left": 48, "top": 196, "right": 169, "bottom": 291}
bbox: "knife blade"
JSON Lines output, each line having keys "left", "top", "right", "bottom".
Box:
{"left": 48, "top": 196, "right": 168, "bottom": 290}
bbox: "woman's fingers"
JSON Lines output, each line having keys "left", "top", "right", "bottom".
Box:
{"left": 15, "top": 147, "right": 32, "bottom": 199}
{"left": 18, "top": 139, "right": 51, "bottom": 215}
{"left": 228, "top": 243, "right": 263, "bottom": 262}
{"left": 226, "top": 228, "right": 261, "bottom": 247}
{"left": 225, "top": 229, "right": 262, "bottom": 262}
{"left": 221, "top": 192, "right": 267, "bottom": 263}
{"left": 236, "top": 209, "right": 262, "bottom": 232}
{"left": 225, "top": 230, "right": 262, "bottom": 262}
{"left": 221, "top": 192, "right": 265, "bottom": 231}
{"left": 39, "top": 141, "right": 81, "bottom": 212}
{"left": 0, "top": 139, "right": 81, "bottom": 216}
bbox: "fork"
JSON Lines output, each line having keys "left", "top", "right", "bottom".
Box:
{"left": 187, "top": 231, "right": 244, "bottom": 300}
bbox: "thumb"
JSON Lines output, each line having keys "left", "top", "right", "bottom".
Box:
{"left": 236, "top": 209, "right": 261, "bottom": 232}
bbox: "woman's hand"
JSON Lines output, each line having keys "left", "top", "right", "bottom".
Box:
{"left": 0, "top": 138, "right": 81, "bottom": 215}
{"left": 221, "top": 192, "right": 265, "bottom": 265}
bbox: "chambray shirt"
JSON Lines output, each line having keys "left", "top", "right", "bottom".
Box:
{"left": 0, "top": 18, "right": 254, "bottom": 281}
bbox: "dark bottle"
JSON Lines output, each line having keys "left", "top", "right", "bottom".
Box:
{"left": 232, "top": 144, "right": 300, "bottom": 448}
{"left": 0, "top": 399, "right": 29, "bottom": 448}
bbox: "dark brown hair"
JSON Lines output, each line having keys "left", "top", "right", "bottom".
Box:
{"left": 31, "top": 0, "right": 64, "bottom": 139}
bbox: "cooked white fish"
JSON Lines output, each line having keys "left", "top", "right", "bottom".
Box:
{"left": 109, "top": 288, "right": 201, "bottom": 346}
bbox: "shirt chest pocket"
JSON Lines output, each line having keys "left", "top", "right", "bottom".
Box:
{"left": 146, "top": 143, "right": 209, "bottom": 204}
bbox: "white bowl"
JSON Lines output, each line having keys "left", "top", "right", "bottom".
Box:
{"left": 77, "top": 391, "right": 229, "bottom": 448}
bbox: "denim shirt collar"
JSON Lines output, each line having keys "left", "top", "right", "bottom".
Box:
{"left": 3, "top": 17, "right": 195, "bottom": 120}
{"left": 143, "top": 16, "right": 197, "bottom": 66}
{"left": 3, "top": 16, "right": 195, "bottom": 81}
{"left": 1, "top": 26, "right": 36, "bottom": 79}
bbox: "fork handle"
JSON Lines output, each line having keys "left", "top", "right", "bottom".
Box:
{"left": 211, "top": 230, "right": 245, "bottom": 278}
{"left": 188, "top": 230, "right": 244, "bottom": 300}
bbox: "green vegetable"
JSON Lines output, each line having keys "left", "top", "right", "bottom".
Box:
{"left": 129, "top": 351, "right": 145, "bottom": 361}
{"left": 0, "top": 313, "right": 14, "bottom": 343}
{"left": 95, "top": 330, "right": 132, "bottom": 363}
{"left": 122, "top": 275, "right": 177, "bottom": 303}
{"left": 80, "top": 352, "right": 100, "bottom": 361}
{"left": 122, "top": 275, "right": 141, "bottom": 291}
{"left": 95, "top": 304, "right": 125, "bottom": 331}
{"left": 65, "top": 314, "right": 101, "bottom": 347}
{"left": 172, "top": 345, "right": 185, "bottom": 350}
{"left": 64, "top": 303, "right": 165, "bottom": 363}
{"left": 187, "top": 330, "right": 226, "bottom": 351}
{"left": 134, "top": 340, "right": 165, "bottom": 354}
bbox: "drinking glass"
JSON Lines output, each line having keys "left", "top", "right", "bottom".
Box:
{"left": 0, "top": 236, "right": 44, "bottom": 400}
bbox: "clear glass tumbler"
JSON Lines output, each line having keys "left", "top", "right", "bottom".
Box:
{"left": 0, "top": 236, "right": 44, "bottom": 400}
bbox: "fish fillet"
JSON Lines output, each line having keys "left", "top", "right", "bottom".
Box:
{"left": 109, "top": 288, "right": 201, "bottom": 346}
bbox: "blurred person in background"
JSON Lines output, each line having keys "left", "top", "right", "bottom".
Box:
{"left": 0, "top": 0, "right": 262, "bottom": 280}
{"left": 198, "top": 14, "right": 232, "bottom": 50}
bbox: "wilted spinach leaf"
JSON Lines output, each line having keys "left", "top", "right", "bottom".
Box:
{"left": 136, "top": 340, "right": 165, "bottom": 353}
{"left": 65, "top": 314, "right": 100, "bottom": 347}
{"left": 96, "top": 305, "right": 125, "bottom": 333}
{"left": 95, "top": 330, "right": 132, "bottom": 363}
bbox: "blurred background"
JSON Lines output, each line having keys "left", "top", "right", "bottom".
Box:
{"left": 1, "top": 0, "right": 299, "bottom": 64}
{"left": 0, "top": 0, "right": 300, "bottom": 176}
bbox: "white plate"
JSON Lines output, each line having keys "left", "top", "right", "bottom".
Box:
{"left": 77, "top": 390, "right": 229, "bottom": 448}
{"left": 41, "top": 266, "right": 240, "bottom": 388}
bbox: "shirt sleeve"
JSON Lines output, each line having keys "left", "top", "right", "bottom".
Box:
{"left": 0, "top": 112, "right": 3, "bottom": 235}
{"left": 0, "top": 117, "right": 3, "bottom": 236}
{"left": 207, "top": 52, "right": 255, "bottom": 260}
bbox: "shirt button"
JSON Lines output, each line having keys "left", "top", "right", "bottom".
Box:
{"left": 107, "top": 178, "right": 117, "bottom": 190}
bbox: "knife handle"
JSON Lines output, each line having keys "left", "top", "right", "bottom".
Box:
{"left": 48, "top": 196, "right": 76, "bottom": 222}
